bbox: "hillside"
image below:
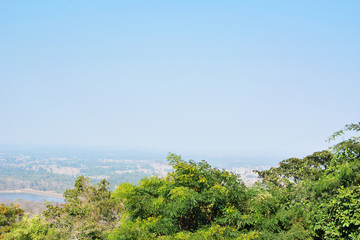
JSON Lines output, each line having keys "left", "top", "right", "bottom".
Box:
{"left": 1, "top": 123, "right": 360, "bottom": 239}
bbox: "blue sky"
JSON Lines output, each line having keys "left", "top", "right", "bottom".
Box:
{"left": 1, "top": 0, "right": 359, "bottom": 159}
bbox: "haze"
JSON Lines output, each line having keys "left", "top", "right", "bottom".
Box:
{"left": 1, "top": 1, "right": 359, "bottom": 159}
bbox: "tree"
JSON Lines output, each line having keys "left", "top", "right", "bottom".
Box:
{"left": 43, "top": 176, "right": 122, "bottom": 239}
{"left": 109, "top": 153, "right": 248, "bottom": 239}
{"left": 254, "top": 150, "right": 333, "bottom": 185}
{"left": 307, "top": 122, "right": 360, "bottom": 239}
{"left": 0, "top": 203, "right": 23, "bottom": 238}
{"left": 3, "top": 216, "right": 61, "bottom": 240}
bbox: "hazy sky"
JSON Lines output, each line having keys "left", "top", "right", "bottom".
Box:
{"left": 1, "top": 1, "right": 359, "bottom": 159}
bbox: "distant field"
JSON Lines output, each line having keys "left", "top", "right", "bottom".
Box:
{"left": 0, "top": 192, "right": 63, "bottom": 203}
{"left": 0, "top": 149, "right": 172, "bottom": 193}
{"left": 0, "top": 149, "right": 271, "bottom": 193}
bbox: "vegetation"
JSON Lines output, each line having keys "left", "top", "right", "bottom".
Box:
{"left": 1, "top": 123, "right": 360, "bottom": 239}
{"left": 0, "top": 204, "right": 23, "bottom": 238}
{"left": 0, "top": 151, "right": 168, "bottom": 193}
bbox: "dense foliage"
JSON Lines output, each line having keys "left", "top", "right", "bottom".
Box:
{"left": 1, "top": 123, "right": 360, "bottom": 239}
{"left": 109, "top": 153, "right": 249, "bottom": 239}
{"left": 0, "top": 204, "right": 23, "bottom": 238}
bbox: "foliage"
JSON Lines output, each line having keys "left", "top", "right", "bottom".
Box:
{"left": 4, "top": 122, "right": 360, "bottom": 239}
{"left": 110, "top": 153, "right": 248, "bottom": 238}
{"left": 41, "top": 176, "right": 122, "bottom": 239}
{"left": 254, "top": 150, "right": 333, "bottom": 185}
{"left": 252, "top": 123, "right": 360, "bottom": 239}
{"left": 0, "top": 203, "right": 24, "bottom": 238}
{"left": 306, "top": 122, "right": 360, "bottom": 239}
{"left": 328, "top": 122, "right": 360, "bottom": 165}
{"left": 3, "top": 216, "right": 61, "bottom": 240}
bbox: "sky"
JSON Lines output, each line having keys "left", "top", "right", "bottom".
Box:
{"left": 1, "top": 0, "right": 359, "bottom": 160}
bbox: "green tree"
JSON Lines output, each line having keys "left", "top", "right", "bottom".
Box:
{"left": 307, "top": 122, "right": 360, "bottom": 239}
{"left": 43, "top": 176, "right": 122, "bottom": 239}
{"left": 0, "top": 203, "right": 24, "bottom": 238}
{"left": 3, "top": 216, "right": 61, "bottom": 240}
{"left": 254, "top": 150, "right": 333, "bottom": 185}
{"left": 109, "top": 153, "right": 248, "bottom": 239}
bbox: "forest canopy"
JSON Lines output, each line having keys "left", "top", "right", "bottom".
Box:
{"left": 2, "top": 122, "right": 360, "bottom": 239}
